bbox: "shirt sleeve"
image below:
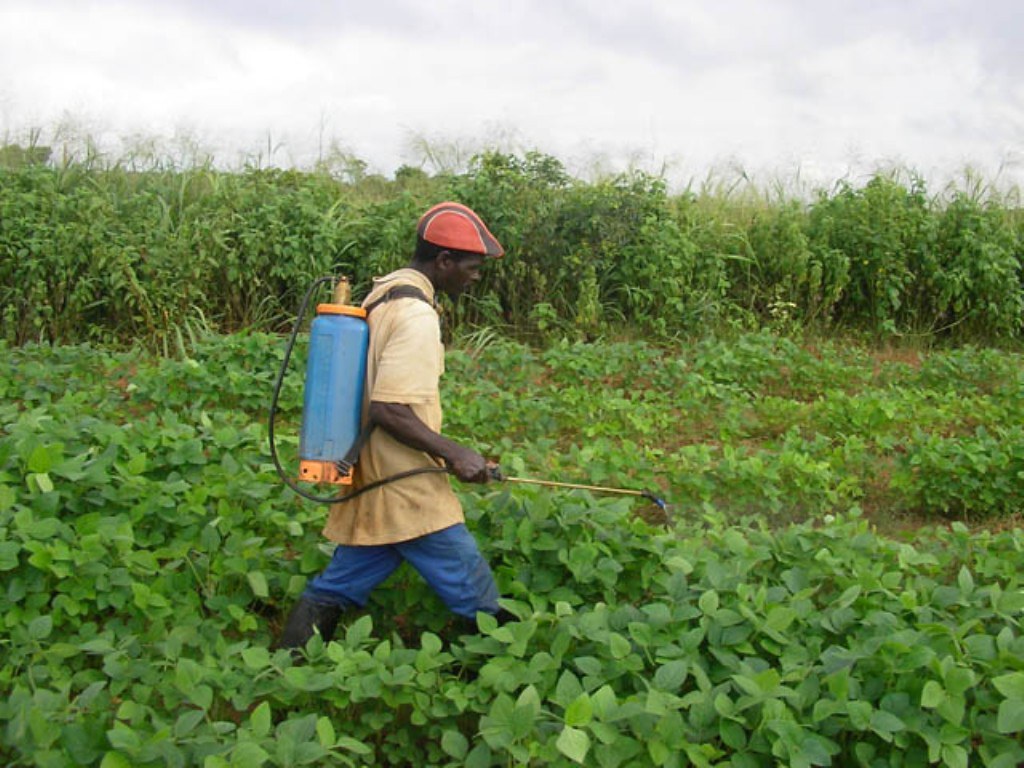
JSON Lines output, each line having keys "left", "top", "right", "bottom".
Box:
{"left": 370, "top": 302, "right": 442, "bottom": 404}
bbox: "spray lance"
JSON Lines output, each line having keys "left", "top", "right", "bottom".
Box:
{"left": 269, "top": 276, "right": 670, "bottom": 517}
{"left": 488, "top": 468, "right": 669, "bottom": 518}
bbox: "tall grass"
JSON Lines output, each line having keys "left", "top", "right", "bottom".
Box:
{"left": 1, "top": 142, "right": 1021, "bottom": 350}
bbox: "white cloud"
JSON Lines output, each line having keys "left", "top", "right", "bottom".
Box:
{"left": 0, "top": 0, "right": 1021, "bottom": 189}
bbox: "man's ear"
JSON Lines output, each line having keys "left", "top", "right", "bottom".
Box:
{"left": 435, "top": 249, "right": 456, "bottom": 272}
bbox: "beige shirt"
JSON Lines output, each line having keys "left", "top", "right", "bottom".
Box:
{"left": 321, "top": 269, "right": 464, "bottom": 545}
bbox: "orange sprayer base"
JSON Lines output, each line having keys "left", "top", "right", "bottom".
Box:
{"left": 299, "top": 460, "right": 354, "bottom": 485}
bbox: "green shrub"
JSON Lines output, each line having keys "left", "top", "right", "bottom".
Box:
{"left": 807, "top": 175, "right": 934, "bottom": 334}
{"left": 928, "top": 193, "right": 1022, "bottom": 338}
{"left": 893, "top": 426, "right": 1024, "bottom": 518}
{"left": 1, "top": 152, "right": 1022, "bottom": 346}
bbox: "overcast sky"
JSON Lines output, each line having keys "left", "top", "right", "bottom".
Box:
{"left": 2, "top": 0, "right": 1022, "bottom": 191}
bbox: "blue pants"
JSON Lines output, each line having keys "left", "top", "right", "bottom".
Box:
{"left": 303, "top": 523, "right": 499, "bottom": 618}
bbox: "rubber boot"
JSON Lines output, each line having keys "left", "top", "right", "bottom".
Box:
{"left": 275, "top": 597, "right": 342, "bottom": 651}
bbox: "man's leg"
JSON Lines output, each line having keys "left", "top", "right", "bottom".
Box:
{"left": 277, "top": 544, "right": 402, "bottom": 649}
{"left": 396, "top": 524, "right": 500, "bottom": 619}
{"left": 305, "top": 543, "right": 404, "bottom": 608}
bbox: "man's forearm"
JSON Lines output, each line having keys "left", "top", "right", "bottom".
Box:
{"left": 368, "top": 401, "right": 489, "bottom": 483}
{"left": 369, "top": 401, "right": 461, "bottom": 463}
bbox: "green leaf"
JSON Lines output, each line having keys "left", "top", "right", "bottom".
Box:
{"left": 176, "top": 658, "right": 203, "bottom": 691}
{"left": 512, "top": 686, "right": 540, "bottom": 738}
{"left": 653, "top": 660, "right": 688, "bottom": 692}
{"left": 732, "top": 674, "right": 762, "bottom": 698}
{"left": 719, "top": 719, "right": 746, "bottom": 750}
{"left": 25, "top": 707, "right": 57, "bottom": 749}
{"left": 956, "top": 566, "right": 974, "bottom": 594}
{"left": 99, "top": 754, "right": 133, "bottom": 768}
{"left": 516, "top": 685, "right": 542, "bottom": 718}
{"left": 106, "top": 725, "right": 141, "bottom": 752}
{"left": 250, "top": 702, "right": 271, "bottom": 739}
{"left": 565, "top": 694, "right": 593, "bottom": 727}
{"left": 0, "top": 484, "right": 16, "bottom": 512}
{"left": 714, "top": 693, "right": 735, "bottom": 717}
{"left": 247, "top": 571, "right": 269, "bottom": 598}
{"left": 0, "top": 541, "right": 22, "bottom": 571}
{"left": 174, "top": 710, "right": 205, "bottom": 739}
{"left": 940, "top": 744, "right": 968, "bottom": 768}
{"left": 480, "top": 694, "right": 515, "bottom": 750}
{"left": 665, "top": 555, "right": 694, "bottom": 574}
{"left": 765, "top": 605, "right": 796, "bottom": 634}
{"left": 921, "top": 680, "right": 945, "bottom": 708}
{"left": 575, "top": 656, "right": 602, "bottom": 677}
{"left": 419, "top": 631, "right": 442, "bottom": 656}
{"left": 556, "top": 726, "right": 591, "bottom": 764}
{"left": 441, "top": 730, "right": 469, "bottom": 760}
{"left": 555, "top": 670, "right": 584, "bottom": 707}
{"left": 993, "top": 672, "right": 1024, "bottom": 701}
{"left": 477, "top": 611, "right": 498, "bottom": 633}
{"left": 647, "top": 738, "right": 670, "bottom": 765}
{"left": 963, "top": 634, "right": 996, "bottom": 661}
{"left": 699, "top": 590, "right": 719, "bottom": 614}
{"left": 190, "top": 684, "right": 214, "bottom": 711}
{"left": 608, "top": 632, "right": 631, "bottom": 659}
{"left": 835, "top": 584, "right": 861, "bottom": 608}
{"left": 998, "top": 590, "right": 1024, "bottom": 613}
{"left": 997, "top": 700, "right": 1024, "bottom": 734}
{"left": 345, "top": 615, "right": 373, "bottom": 646}
{"left": 944, "top": 667, "right": 974, "bottom": 698}
{"left": 28, "top": 444, "right": 56, "bottom": 473}
{"left": 591, "top": 685, "right": 618, "bottom": 721}
{"left": 126, "top": 453, "right": 147, "bottom": 475}
{"left": 985, "top": 754, "right": 1024, "bottom": 768}
{"left": 335, "top": 736, "right": 372, "bottom": 755}
{"left": 799, "top": 734, "right": 839, "bottom": 766}
{"left": 32, "top": 473, "right": 54, "bottom": 494}
{"left": 315, "top": 716, "right": 335, "bottom": 747}
{"left": 242, "top": 646, "right": 271, "bottom": 669}
{"left": 645, "top": 689, "right": 673, "bottom": 716}
{"left": 28, "top": 614, "right": 53, "bottom": 640}
{"left": 81, "top": 637, "right": 115, "bottom": 654}
{"left": 230, "top": 741, "right": 269, "bottom": 768}
{"left": 812, "top": 699, "right": 844, "bottom": 721}
{"left": 869, "top": 710, "right": 905, "bottom": 740}
{"left": 465, "top": 743, "right": 492, "bottom": 768}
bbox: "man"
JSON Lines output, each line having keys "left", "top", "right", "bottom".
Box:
{"left": 277, "top": 201, "right": 505, "bottom": 649}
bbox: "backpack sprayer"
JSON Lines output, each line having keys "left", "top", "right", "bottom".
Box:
{"left": 269, "top": 275, "right": 669, "bottom": 517}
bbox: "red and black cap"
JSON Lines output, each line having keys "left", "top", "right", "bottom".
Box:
{"left": 416, "top": 202, "right": 504, "bottom": 259}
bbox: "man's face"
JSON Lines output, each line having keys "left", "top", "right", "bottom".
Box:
{"left": 438, "top": 252, "right": 485, "bottom": 299}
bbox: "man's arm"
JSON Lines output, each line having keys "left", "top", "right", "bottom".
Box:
{"left": 369, "top": 401, "right": 490, "bottom": 483}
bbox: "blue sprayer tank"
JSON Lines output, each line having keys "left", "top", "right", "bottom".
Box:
{"left": 298, "top": 279, "right": 368, "bottom": 485}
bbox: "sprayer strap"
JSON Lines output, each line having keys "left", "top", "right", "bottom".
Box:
{"left": 336, "top": 284, "right": 434, "bottom": 475}
{"left": 363, "top": 285, "right": 434, "bottom": 315}
{"left": 338, "top": 420, "right": 376, "bottom": 473}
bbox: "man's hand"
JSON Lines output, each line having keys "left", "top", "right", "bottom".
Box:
{"left": 445, "top": 445, "right": 490, "bottom": 484}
